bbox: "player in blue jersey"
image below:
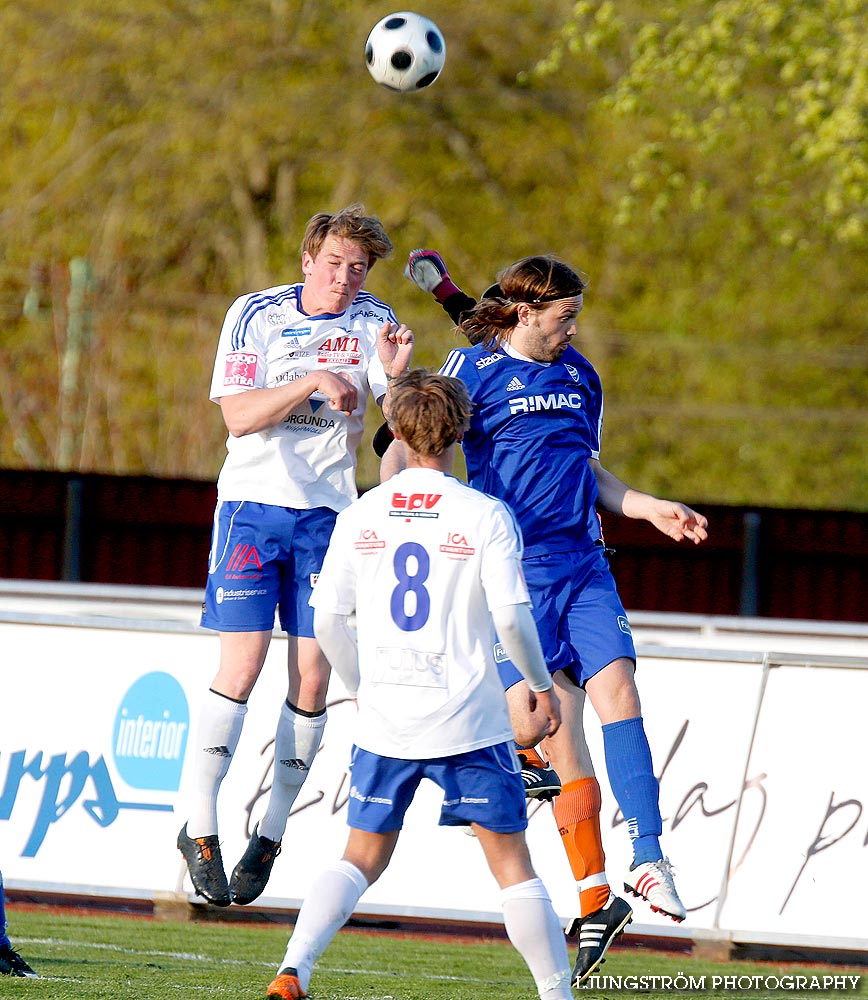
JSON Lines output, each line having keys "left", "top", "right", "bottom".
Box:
{"left": 395, "top": 250, "right": 708, "bottom": 987}
{"left": 0, "top": 870, "right": 36, "bottom": 977}
{"left": 177, "top": 206, "right": 414, "bottom": 909}
{"left": 266, "top": 371, "right": 573, "bottom": 1000}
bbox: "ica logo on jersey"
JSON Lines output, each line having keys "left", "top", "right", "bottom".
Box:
{"left": 355, "top": 528, "right": 386, "bottom": 551}
{"left": 440, "top": 532, "right": 475, "bottom": 559}
{"left": 389, "top": 493, "right": 442, "bottom": 519}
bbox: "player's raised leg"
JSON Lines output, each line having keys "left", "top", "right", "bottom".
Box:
{"left": 588, "top": 657, "right": 686, "bottom": 922}
{"left": 541, "top": 673, "right": 634, "bottom": 984}
{"left": 178, "top": 630, "right": 269, "bottom": 906}
{"left": 232, "top": 636, "right": 331, "bottom": 905}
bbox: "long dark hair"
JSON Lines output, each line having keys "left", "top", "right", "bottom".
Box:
{"left": 459, "top": 255, "right": 586, "bottom": 349}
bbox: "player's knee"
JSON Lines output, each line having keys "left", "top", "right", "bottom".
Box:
{"left": 586, "top": 658, "right": 641, "bottom": 722}
{"left": 512, "top": 719, "right": 549, "bottom": 748}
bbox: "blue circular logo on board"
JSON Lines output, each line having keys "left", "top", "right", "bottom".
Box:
{"left": 112, "top": 672, "right": 190, "bottom": 791}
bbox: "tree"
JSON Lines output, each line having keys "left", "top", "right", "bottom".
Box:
{"left": 534, "top": 0, "right": 868, "bottom": 247}
{"left": 0, "top": 0, "right": 865, "bottom": 509}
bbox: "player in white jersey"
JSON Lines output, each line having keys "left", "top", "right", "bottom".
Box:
{"left": 266, "top": 370, "right": 573, "bottom": 1000}
{"left": 177, "top": 206, "right": 414, "bottom": 908}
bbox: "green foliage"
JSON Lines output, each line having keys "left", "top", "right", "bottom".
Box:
{"left": 536, "top": 0, "right": 868, "bottom": 247}
{"left": 5, "top": 907, "right": 867, "bottom": 1000}
{"left": 0, "top": 1, "right": 865, "bottom": 509}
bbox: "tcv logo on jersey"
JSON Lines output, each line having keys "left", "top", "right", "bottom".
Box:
{"left": 565, "top": 364, "right": 582, "bottom": 384}
{"left": 508, "top": 392, "right": 583, "bottom": 415}
{"left": 389, "top": 492, "right": 442, "bottom": 519}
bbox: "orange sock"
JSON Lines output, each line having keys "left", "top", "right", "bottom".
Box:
{"left": 553, "top": 777, "right": 609, "bottom": 916}
{"left": 515, "top": 744, "right": 548, "bottom": 769}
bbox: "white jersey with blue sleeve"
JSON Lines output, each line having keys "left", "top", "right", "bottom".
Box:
{"left": 210, "top": 283, "right": 395, "bottom": 511}
{"left": 310, "top": 467, "right": 529, "bottom": 759}
{"left": 439, "top": 341, "right": 604, "bottom": 557}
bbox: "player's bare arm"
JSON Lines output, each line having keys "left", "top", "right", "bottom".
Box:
{"left": 590, "top": 458, "right": 708, "bottom": 545}
{"left": 218, "top": 371, "right": 359, "bottom": 436}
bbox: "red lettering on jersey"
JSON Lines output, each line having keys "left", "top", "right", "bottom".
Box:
{"left": 321, "top": 336, "right": 360, "bottom": 353}
{"left": 224, "top": 352, "right": 257, "bottom": 387}
{"left": 391, "top": 493, "right": 442, "bottom": 510}
{"left": 355, "top": 528, "right": 385, "bottom": 551}
{"left": 440, "top": 530, "right": 475, "bottom": 559}
{"left": 227, "top": 543, "right": 263, "bottom": 575}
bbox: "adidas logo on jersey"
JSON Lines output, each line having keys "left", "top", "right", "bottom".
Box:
{"left": 506, "top": 376, "right": 525, "bottom": 391}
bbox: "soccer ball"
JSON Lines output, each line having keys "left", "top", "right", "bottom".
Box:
{"left": 365, "top": 12, "right": 446, "bottom": 92}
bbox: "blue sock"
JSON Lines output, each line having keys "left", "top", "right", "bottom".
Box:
{"left": 602, "top": 717, "right": 663, "bottom": 867}
{"left": 0, "top": 871, "right": 10, "bottom": 948}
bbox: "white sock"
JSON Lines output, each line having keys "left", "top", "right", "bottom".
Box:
{"left": 259, "top": 703, "right": 326, "bottom": 842}
{"left": 278, "top": 860, "right": 368, "bottom": 991}
{"left": 501, "top": 878, "right": 572, "bottom": 1000}
{"left": 185, "top": 690, "right": 247, "bottom": 838}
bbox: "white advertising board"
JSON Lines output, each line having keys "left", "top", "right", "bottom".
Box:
{"left": 717, "top": 663, "right": 868, "bottom": 942}
{"left": 0, "top": 601, "right": 866, "bottom": 952}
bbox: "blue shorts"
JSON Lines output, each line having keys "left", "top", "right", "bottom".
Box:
{"left": 497, "top": 546, "right": 636, "bottom": 691}
{"left": 200, "top": 501, "right": 337, "bottom": 636}
{"left": 346, "top": 743, "right": 528, "bottom": 834}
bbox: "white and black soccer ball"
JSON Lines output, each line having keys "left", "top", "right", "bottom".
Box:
{"left": 365, "top": 12, "right": 446, "bottom": 92}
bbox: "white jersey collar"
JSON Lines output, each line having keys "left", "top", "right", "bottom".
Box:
{"left": 500, "top": 340, "right": 551, "bottom": 367}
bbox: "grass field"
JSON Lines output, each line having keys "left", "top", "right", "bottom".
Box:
{"left": 3, "top": 907, "right": 866, "bottom": 1000}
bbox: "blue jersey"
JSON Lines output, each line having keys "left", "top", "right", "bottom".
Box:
{"left": 440, "top": 343, "right": 604, "bottom": 558}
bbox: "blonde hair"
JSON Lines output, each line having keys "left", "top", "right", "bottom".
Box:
{"left": 301, "top": 204, "right": 393, "bottom": 267}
